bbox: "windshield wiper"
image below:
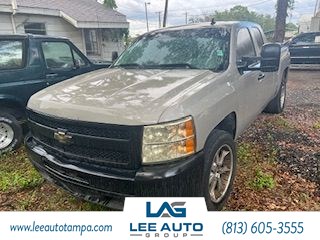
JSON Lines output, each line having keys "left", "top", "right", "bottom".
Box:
{"left": 157, "top": 63, "right": 199, "bottom": 69}
{"left": 113, "top": 63, "right": 144, "bottom": 69}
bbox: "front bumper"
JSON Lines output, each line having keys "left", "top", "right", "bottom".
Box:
{"left": 25, "top": 136, "right": 205, "bottom": 205}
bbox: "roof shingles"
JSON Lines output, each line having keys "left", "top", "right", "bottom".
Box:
{"left": 0, "top": 0, "right": 127, "bottom": 23}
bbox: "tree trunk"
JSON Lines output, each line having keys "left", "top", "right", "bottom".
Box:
{"left": 274, "top": 0, "right": 289, "bottom": 43}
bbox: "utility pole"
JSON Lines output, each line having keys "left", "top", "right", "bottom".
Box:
{"left": 145, "top": 2, "right": 150, "bottom": 32}
{"left": 156, "top": 11, "right": 162, "bottom": 28}
{"left": 163, "top": 0, "right": 169, "bottom": 27}
{"left": 314, "top": 0, "right": 319, "bottom": 16}
{"left": 274, "top": 0, "right": 289, "bottom": 43}
{"left": 185, "top": 12, "right": 188, "bottom": 25}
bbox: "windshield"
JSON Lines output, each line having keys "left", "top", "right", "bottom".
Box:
{"left": 114, "top": 28, "right": 230, "bottom": 72}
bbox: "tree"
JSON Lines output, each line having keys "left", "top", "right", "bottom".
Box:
{"left": 274, "top": 0, "right": 289, "bottom": 42}
{"left": 190, "top": 6, "right": 275, "bottom": 32}
{"left": 103, "top": 0, "right": 117, "bottom": 9}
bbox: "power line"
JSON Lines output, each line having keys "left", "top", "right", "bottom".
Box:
{"left": 119, "top": 0, "right": 272, "bottom": 15}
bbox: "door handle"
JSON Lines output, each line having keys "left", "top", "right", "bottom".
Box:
{"left": 258, "top": 73, "right": 265, "bottom": 80}
{"left": 46, "top": 73, "right": 58, "bottom": 78}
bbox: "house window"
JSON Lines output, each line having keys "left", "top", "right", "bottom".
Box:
{"left": 24, "top": 23, "right": 46, "bottom": 35}
{"left": 84, "top": 29, "right": 100, "bottom": 55}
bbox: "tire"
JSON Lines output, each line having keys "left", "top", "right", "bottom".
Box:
{"left": 203, "top": 130, "right": 237, "bottom": 211}
{"left": 0, "top": 113, "right": 23, "bottom": 154}
{"left": 264, "top": 74, "right": 287, "bottom": 114}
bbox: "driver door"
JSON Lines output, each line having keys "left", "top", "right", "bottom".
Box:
{"left": 40, "top": 40, "right": 89, "bottom": 86}
{"left": 235, "top": 28, "right": 262, "bottom": 132}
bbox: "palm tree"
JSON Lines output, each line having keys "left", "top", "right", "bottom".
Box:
{"left": 103, "top": 0, "right": 117, "bottom": 9}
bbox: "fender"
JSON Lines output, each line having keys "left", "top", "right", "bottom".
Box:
{"left": 0, "top": 94, "right": 25, "bottom": 109}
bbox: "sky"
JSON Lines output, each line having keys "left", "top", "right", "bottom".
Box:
{"left": 113, "top": 0, "right": 318, "bottom": 35}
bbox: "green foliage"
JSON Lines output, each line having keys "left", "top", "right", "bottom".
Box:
{"left": 0, "top": 150, "right": 44, "bottom": 192}
{"left": 272, "top": 116, "right": 294, "bottom": 130}
{"left": 103, "top": 0, "right": 117, "bottom": 9}
{"left": 313, "top": 121, "right": 320, "bottom": 129}
{"left": 190, "top": 5, "right": 275, "bottom": 32}
{"left": 250, "top": 170, "right": 276, "bottom": 190}
{"left": 237, "top": 143, "right": 255, "bottom": 165}
{"left": 286, "top": 22, "right": 298, "bottom": 31}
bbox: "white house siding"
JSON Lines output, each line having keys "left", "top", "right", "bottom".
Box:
{"left": 0, "top": 13, "right": 84, "bottom": 52}
{"left": 0, "top": 13, "right": 14, "bottom": 34}
{"left": 311, "top": 17, "right": 320, "bottom": 31}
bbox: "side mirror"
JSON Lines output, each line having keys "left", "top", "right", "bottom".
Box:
{"left": 112, "top": 51, "right": 118, "bottom": 62}
{"left": 260, "top": 43, "right": 281, "bottom": 72}
{"left": 74, "top": 59, "right": 82, "bottom": 69}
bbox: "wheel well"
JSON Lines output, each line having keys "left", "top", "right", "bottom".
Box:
{"left": 0, "top": 100, "right": 26, "bottom": 120}
{"left": 215, "top": 112, "right": 237, "bottom": 139}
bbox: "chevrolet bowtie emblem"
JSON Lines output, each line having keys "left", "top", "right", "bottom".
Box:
{"left": 54, "top": 130, "right": 73, "bottom": 144}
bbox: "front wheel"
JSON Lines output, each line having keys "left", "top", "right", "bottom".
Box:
{"left": 203, "top": 130, "right": 237, "bottom": 211}
{"left": 0, "top": 113, "right": 23, "bottom": 154}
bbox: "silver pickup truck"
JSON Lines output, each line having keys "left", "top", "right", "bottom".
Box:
{"left": 25, "top": 21, "right": 290, "bottom": 210}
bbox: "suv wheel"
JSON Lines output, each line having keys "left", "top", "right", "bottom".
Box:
{"left": 203, "top": 130, "right": 237, "bottom": 211}
{"left": 0, "top": 113, "right": 23, "bottom": 154}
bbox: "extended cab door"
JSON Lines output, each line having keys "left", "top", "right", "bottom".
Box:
{"left": 249, "top": 27, "right": 275, "bottom": 111}
{"left": 235, "top": 28, "right": 262, "bottom": 132}
{"left": 40, "top": 40, "right": 93, "bottom": 86}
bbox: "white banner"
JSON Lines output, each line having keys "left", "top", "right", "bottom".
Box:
{"left": 0, "top": 198, "right": 318, "bottom": 240}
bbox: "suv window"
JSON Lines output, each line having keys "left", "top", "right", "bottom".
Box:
{"left": 236, "top": 28, "right": 256, "bottom": 61}
{"left": 0, "top": 40, "right": 24, "bottom": 70}
{"left": 250, "top": 27, "right": 264, "bottom": 52}
{"left": 42, "top": 41, "right": 75, "bottom": 69}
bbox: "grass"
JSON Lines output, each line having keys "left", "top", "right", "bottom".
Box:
{"left": 313, "top": 121, "right": 320, "bottom": 130}
{"left": 0, "top": 148, "right": 107, "bottom": 211}
{"left": 267, "top": 116, "right": 295, "bottom": 132}
{"left": 0, "top": 150, "right": 43, "bottom": 192}
{"left": 237, "top": 141, "right": 277, "bottom": 191}
{"left": 249, "top": 169, "right": 276, "bottom": 190}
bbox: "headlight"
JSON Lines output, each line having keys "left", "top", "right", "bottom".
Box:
{"left": 142, "top": 116, "right": 196, "bottom": 164}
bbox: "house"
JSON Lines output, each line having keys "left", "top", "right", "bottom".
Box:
{"left": 298, "top": 14, "right": 313, "bottom": 33}
{"left": 311, "top": 12, "right": 320, "bottom": 32}
{"left": 0, "top": 0, "right": 129, "bottom": 61}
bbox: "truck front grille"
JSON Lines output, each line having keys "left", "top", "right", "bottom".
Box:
{"left": 27, "top": 110, "right": 143, "bottom": 170}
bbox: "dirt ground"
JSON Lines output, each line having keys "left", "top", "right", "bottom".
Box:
{"left": 227, "top": 70, "right": 320, "bottom": 211}
{"left": 0, "top": 70, "right": 319, "bottom": 211}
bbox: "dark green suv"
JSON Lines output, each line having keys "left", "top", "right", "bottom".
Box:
{"left": 0, "top": 34, "right": 109, "bottom": 153}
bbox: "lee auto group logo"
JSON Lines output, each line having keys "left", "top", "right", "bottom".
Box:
{"left": 129, "top": 201, "right": 204, "bottom": 238}
{"left": 146, "top": 202, "right": 186, "bottom": 218}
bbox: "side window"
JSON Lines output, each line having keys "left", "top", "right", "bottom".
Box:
{"left": 0, "top": 40, "right": 24, "bottom": 70}
{"left": 251, "top": 27, "right": 264, "bottom": 53}
{"left": 42, "top": 41, "right": 74, "bottom": 69}
{"left": 236, "top": 28, "right": 256, "bottom": 62}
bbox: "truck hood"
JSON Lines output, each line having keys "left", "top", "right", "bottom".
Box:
{"left": 28, "top": 68, "right": 218, "bottom": 125}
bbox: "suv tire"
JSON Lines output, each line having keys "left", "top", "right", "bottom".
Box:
{"left": 203, "top": 130, "right": 237, "bottom": 211}
{"left": 0, "top": 113, "right": 23, "bottom": 154}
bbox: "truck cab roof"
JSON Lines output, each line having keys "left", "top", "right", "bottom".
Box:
{"left": 148, "top": 21, "right": 262, "bottom": 34}
{"left": 0, "top": 34, "right": 68, "bottom": 40}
